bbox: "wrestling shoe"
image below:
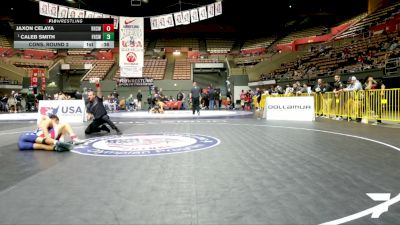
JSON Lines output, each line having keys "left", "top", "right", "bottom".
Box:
{"left": 100, "top": 125, "right": 111, "bottom": 133}
{"left": 54, "top": 141, "right": 73, "bottom": 152}
{"left": 72, "top": 138, "right": 85, "bottom": 145}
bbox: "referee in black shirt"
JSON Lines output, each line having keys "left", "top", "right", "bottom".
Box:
{"left": 190, "top": 81, "right": 201, "bottom": 116}
{"left": 85, "top": 80, "right": 122, "bottom": 135}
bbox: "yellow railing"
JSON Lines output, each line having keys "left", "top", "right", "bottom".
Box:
{"left": 260, "top": 89, "right": 400, "bottom": 122}
{"left": 314, "top": 89, "right": 400, "bottom": 122}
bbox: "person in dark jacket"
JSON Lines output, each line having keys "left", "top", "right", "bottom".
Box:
{"left": 85, "top": 80, "right": 122, "bottom": 135}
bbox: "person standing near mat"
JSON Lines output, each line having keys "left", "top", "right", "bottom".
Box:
{"left": 136, "top": 89, "right": 142, "bottom": 110}
{"left": 85, "top": 80, "right": 122, "bottom": 135}
{"left": 190, "top": 81, "right": 201, "bottom": 116}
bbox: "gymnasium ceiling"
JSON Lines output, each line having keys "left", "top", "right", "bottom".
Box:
{"left": 0, "top": 0, "right": 371, "bottom": 37}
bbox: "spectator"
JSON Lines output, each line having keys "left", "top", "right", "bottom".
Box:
{"left": 313, "top": 79, "right": 332, "bottom": 117}
{"left": 208, "top": 85, "right": 215, "bottom": 110}
{"left": 215, "top": 88, "right": 221, "bottom": 110}
{"left": 136, "top": 90, "right": 142, "bottom": 110}
{"left": 364, "top": 76, "right": 385, "bottom": 124}
{"left": 344, "top": 76, "right": 363, "bottom": 92}
{"left": 333, "top": 75, "right": 345, "bottom": 120}
{"left": 7, "top": 91, "right": 17, "bottom": 113}
{"left": 126, "top": 94, "right": 136, "bottom": 111}
{"left": 177, "top": 90, "right": 184, "bottom": 101}
{"left": 344, "top": 76, "right": 363, "bottom": 122}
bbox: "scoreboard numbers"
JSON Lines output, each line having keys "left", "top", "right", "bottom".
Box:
{"left": 14, "top": 19, "right": 115, "bottom": 49}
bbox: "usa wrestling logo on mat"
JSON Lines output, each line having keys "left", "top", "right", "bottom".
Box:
{"left": 72, "top": 133, "right": 220, "bottom": 157}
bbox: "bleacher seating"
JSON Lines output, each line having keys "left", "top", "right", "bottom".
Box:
{"left": 0, "top": 35, "right": 11, "bottom": 48}
{"left": 143, "top": 59, "right": 167, "bottom": 79}
{"left": 95, "top": 50, "right": 113, "bottom": 60}
{"left": 173, "top": 59, "right": 191, "bottom": 80}
{"left": 0, "top": 77, "right": 19, "bottom": 85}
{"left": 206, "top": 38, "right": 234, "bottom": 54}
{"left": 23, "top": 49, "right": 56, "bottom": 60}
{"left": 235, "top": 37, "right": 277, "bottom": 66}
{"left": 13, "top": 60, "right": 52, "bottom": 70}
{"left": 67, "top": 49, "right": 92, "bottom": 55}
{"left": 276, "top": 26, "right": 325, "bottom": 44}
{"left": 234, "top": 52, "right": 276, "bottom": 66}
{"left": 155, "top": 38, "right": 199, "bottom": 51}
{"left": 81, "top": 60, "right": 115, "bottom": 81}
{"left": 335, "top": 2, "right": 400, "bottom": 39}
{"left": 0, "top": 48, "right": 11, "bottom": 56}
{"left": 241, "top": 37, "right": 276, "bottom": 51}
{"left": 144, "top": 39, "right": 149, "bottom": 50}
{"left": 173, "top": 58, "right": 223, "bottom": 80}
{"left": 263, "top": 31, "right": 399, "bottom": 82}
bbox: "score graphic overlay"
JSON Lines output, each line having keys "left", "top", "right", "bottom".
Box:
{"left": 14, "top": 19, "right": 114, "bottom": 49}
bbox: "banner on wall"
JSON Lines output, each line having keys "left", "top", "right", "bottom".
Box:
{"left": 39, "top": 1, "right": 49, "bottom": 17}
{"left": 76, "top": 9, "right": 85, "bottom": 18}
{"left": 198, "top": 6, "right": 208, "bottom": 20}
{"left": 57, "top": 5, "right": 68, "bottom": 18}
{"left": 190, "top": 9, "right": 199, "bottom": 23}
{"left": 120, "top": 66, "right": 143, "bottom": 78}
{"left": 67, "top": 8, "right": 77, "bottom": 18}
{"left": 111, "top": 15, "right": 119, "bottom": 29}
{"left": 215, "top": 1, "right": 222, "bottom": 16}
{"left": 30, "top": 68, "right": 39, "bottom": 87}
{"left": 165, "top": 14, "right": 175, "bottom": 27}
{"left": 174, "top": 12, "right": 183, "bottom": 26}
{"left": 39, "top": 0, "right": 220, "bottom": 31}
{"left": 158, "top": 15, "right": 167, "bottom": 29}
{"left": 117, "top": 78, "right": 154, "bottom": 87}
{"left": 150, "top": 17, "right": 159, "bottom": 30}
{"left": 207, "top": 4, "right": 215, "bottom": 18}
{"left": 149, "top": 2, "right": 222, "bottom": 30}
{"left": 47, "top": 3, "right": 58, "bottom": 18}
{"left": 85, "top": 10, "right": 95, "bottom": 18}
{"left": 182, "top": 10, "right": 191, "bottom": 25}
{"left": 119, "top": 17, "right": 144, "bottom": 77}
{"left": 94, "top": 12, "right": 103, "bottom": 18}
{"left": 40, "top": 69, "right": 46, "bottom": 91}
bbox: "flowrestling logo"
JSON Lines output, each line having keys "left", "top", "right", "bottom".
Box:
{"left": 320, "top": 193, "right": 400, "bottom": 224}
{"left": 72, "top": 133, "right": 220, "bottom": 157}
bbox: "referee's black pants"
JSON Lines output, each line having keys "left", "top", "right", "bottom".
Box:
{"left": 85, "top": 114, "right": 119, "bottom": 134}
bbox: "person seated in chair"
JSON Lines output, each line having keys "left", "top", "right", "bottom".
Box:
{"left": 150, "top": 97, "right": 165, "bottom": 114}
{"left": 126, "top": 94, "right": 136, "bottom": 111}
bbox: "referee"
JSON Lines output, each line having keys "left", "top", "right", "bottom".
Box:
{"left": 85, "top": 80, "right": 122, "bottom": 135}
{"left": 190, "top": 81, "right": 201, "bottom": 116}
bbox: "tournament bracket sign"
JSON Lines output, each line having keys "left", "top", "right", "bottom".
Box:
{"left": 14, "top": 19, "right": 114, "bottom": 49}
